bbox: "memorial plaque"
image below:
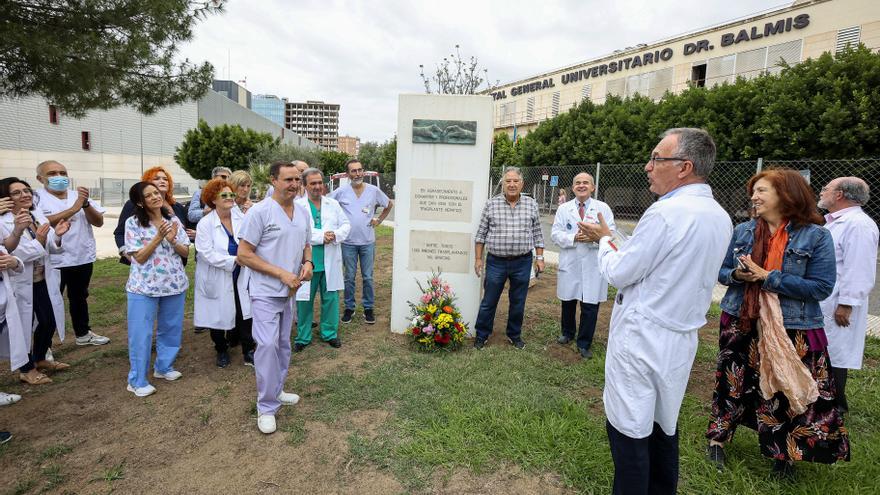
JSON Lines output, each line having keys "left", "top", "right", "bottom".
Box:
{"left": 409, "top": 230, "right": 471, "bottom": 274}
{"left": 410, "top": 178, "right": 472, "bottom": 222}
{"left": 412, "top": 119, "right": 477, "bottom": 144}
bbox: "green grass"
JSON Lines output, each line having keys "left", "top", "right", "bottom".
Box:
{"left": 80, "top": 232, "right": 880, "bottom": 494}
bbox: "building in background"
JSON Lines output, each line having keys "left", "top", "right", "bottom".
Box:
{"left": 489, "top": 0, "right": 880, "bottom": 137}
{"left": 0, "top": 90, "right": 317, "bottom": 205}
{"left": 212, "top": 79, "right": 252, "bottom": 109}
{"left": 338, "top": 135, "right": 361, "bottom": 157}
{"left": 285, "top": 100, "right": 340, "bottom": 150}
{"left": 252, "top": 94, "right": 287, "bottom": 127}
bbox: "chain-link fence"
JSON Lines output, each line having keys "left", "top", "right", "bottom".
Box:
{"left": 490, "top": 158, "right": 880, "bottom": 227}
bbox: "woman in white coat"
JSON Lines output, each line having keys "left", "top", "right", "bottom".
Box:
{"left": 550, "top": 172, "right": 615, "bottom": 358}
{"left": 293, "top": 168, "right": 350, "bottom": 350}
{"left": 0, "top": 245, "right": 25, "bottom": 442}
{"left": 194, "top": 179, "right": 253, "bottom": 368}
{"left": 0, "top": 178, "right": 70, "bottom": 385}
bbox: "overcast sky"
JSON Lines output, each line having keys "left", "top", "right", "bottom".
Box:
{"left": 178, "top": 0, "right": 783, "bottom": 143}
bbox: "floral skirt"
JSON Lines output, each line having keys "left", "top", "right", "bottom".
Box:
{"left": 705, "top": 312, "right": 850, "bottom": 463}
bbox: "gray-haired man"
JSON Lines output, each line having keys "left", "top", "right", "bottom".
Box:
{"left": 473, "top": 166, "right": 545, "bottom": 350}
{"left": 187, "top": 166, "right": 233, "bottom": 226}
{"left": 818, "top": 176, "right": 878, "bottom": 414}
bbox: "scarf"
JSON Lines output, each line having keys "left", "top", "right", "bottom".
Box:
{"left": 739, "top": 218, "right": 819, "bottom": 414}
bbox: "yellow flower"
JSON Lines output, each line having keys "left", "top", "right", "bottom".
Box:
{"left": 426, "top": 304, "right": 438, "bottom": 314}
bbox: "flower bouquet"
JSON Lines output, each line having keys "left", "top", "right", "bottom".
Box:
{"left": 406, "top": 271, "right": 468, "bottom": 352}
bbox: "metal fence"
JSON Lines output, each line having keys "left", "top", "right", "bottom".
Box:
{"left": 490, "top": 158, "right": 880, "bottom": 226}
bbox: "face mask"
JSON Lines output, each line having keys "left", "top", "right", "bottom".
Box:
{"left": 47, "top": 176, "right": 70, "bottom": 192}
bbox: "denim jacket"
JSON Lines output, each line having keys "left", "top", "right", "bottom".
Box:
{"left": 718, "top": 219, "right": 836, "bottom": 329}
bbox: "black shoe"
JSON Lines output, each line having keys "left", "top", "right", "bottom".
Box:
{"left": 341, "top": 309, "right": 354, "bottom": 324}
{"left": 508, "top": 337, "right": 525, "bottom": 350}
{"left": 771, "top": 460, "right": 795, "bottom": 480}
{"left": 579, "top": 347, "right": 593, "bottom": 359}
{"left": 557, "top": 335, "right": 572, "bottom": 345}
{"left": 0, "top": 431, "right": 10, "bottom": 445}
{"left": 474, "top": 338, "right": 486, "bottom": 350}
{"left": 194, "top": 327, "right": 206, "bottom": 334}
{"left": 293, "top": 343, "right": 307, "bottom": 353}
{"left": 243, "top": 350, "right": 255, "bottom": 367}
{"left": 326, "top": 338, "right": 341, "bottom": 348}
{"left": 707, "top": 444, "right": 725, "bottom": 472}
{"left": 364, "top": 309, "right": 376, "bottom": 325}
{"left": 311, "top": 321, "right": 318, "bottom": 329}
{"left": 216, "top": 351, "right": 231, "bottom": 368}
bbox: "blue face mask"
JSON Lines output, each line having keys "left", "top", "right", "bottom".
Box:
{"left": 47, "top": 176, "right": 70, "bottom": 192}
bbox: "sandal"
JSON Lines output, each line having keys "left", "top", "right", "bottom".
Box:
{"left": 36, "top": 360, "right": 70, "bottom": 372}
{"left": 19, "top": 371, "right": 52, "bottom": 385}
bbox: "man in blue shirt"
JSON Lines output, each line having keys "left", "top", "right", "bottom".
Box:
{"left": 329, "top": 159, "right": 393, "bottom": 324}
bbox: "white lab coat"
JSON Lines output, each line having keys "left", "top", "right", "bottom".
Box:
{"left": 193, "top": 209, "right": 252, "bottom": 330}
{"left": 597, "top": 184, "right": 732, "bottom": 438}
{"left": 551, "top": 197, "right": 615, "bottom": 303}
{"left": 0, "top": 250, "right": 28, "bottom": 371}
{"left": 294, "top": 196, "right": 351, "bottom": 301}
{"left": 0, "top": 211, "right": 66, "bottom": 342}
{"left": 820, "top": 206, "right": 879, "bottom": 370}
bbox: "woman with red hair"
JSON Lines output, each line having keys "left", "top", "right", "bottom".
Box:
{"left": 114, "top": 166, "right": 193, "bottom": 265}
{"left": 705, "top": 169, "right": 848, "bottom": 477}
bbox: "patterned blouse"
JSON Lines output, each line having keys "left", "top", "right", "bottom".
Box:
{"left": 124, "top": 216, "right": 190, "bottom": 297}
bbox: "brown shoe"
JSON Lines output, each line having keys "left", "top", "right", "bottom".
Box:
{"left": 19, "top": 370, "right": 52, "bottom": 385}
{"left": 36, "top": 360, "right": 70, "bottom": 372}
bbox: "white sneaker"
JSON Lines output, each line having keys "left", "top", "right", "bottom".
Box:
{"left": 278, "top": 391, "right": 300, "bottom": 405}
{"left": 76, "top": 331, "right": 110, "bottom": 346}
{"left": 257, "top": 414, "right": 276, "bottom": 434}
{"left": 153, "top": 369, "right": 182, "bottom": 381}
{"left": 0, "top": 392, "right": 22, "bottom": 406}
{"left": 126, "top": 383, "right": 156, "bottom": 397}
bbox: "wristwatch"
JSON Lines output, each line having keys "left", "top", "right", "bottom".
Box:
{"left": 535, "top": 255, "right": 544, "bottom": 261}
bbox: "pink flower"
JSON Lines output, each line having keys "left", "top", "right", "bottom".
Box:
{"left": 420, "top": 293, "right": 431, "bottom": 304}
{"left": 423, "top": 325, "right": 434, "bottom": 335}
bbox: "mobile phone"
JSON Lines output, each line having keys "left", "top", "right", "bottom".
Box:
{"left": 736, "top": 257, "right": 751, "bottom": 272}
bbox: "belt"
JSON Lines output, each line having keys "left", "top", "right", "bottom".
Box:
{"left": 488, "top": 252, "right": 532, "bottom": 261}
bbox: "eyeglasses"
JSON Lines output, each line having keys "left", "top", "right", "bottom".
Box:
{"left": 9, "top": 188, "right": 33, "bottom": 198}
{"left": 217, "top": 192, "right": 237, "bottom": 199}
{"left": 648, "top": 156, "right": 688, "bottom": 166}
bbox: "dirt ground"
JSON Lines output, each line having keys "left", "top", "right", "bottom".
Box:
{"left": 0, "top": 232, "right": 720, "bottom": 494}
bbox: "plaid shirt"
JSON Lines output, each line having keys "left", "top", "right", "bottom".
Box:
{"left": 474, "top": 194, "right": 544, "bottom": 256}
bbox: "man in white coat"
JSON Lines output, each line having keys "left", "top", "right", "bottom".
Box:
{"left": 817, "top": 176, "right": 879, "bottom": 414}
{"left": 551, "top": 172, "right": 615, "bottom": 359}
{"left": 294, "top": 168, "right": 350, "bottom": 351}
{"left": 582, "top": 128, "right": 732, "bottom": 494}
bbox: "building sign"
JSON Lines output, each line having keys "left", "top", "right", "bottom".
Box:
{"left": 490, "top": 13, "right": 811, "bottom": 100}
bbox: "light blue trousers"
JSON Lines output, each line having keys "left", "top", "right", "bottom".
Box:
{"left": 127, "top": 291, "right": 185, "bottom": 388}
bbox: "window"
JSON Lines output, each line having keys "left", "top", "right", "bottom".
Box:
{"left": 691, "top": 63, "right": 707, "bottom": 87}
{"left": 49, "top": 105, "right": 59, "bottom": 124}
{"left": 81, "top": 131, "right": 91, "bottom": 151}
{"left": 526, "top": 97, "right": 535, "bottom": 121}
{"left": 766, "top": 40, "right": 802, "bottom": 75}
{"left": 551, "top": 92, "right": 560, "bottom": 117}
{"left": 581, "top": 84, "right": 592, "bottom": 101}
{"left": 836, "top": 26, "right": 861, "bottom": 54}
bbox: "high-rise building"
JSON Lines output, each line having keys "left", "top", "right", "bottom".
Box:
{"left": 212, "top": 80, "right": 252, "bottom": 109}
{"left": 252, "top": 94, "right": 287, "bottom": 128}
{"left": 285, "top": 100, "right": 340, "bottom": 150}
{"left": 337, "top": 135, "right": 360, "bottom": 157}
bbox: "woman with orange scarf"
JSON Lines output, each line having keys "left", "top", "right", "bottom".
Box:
{"left": 705, "top": 169, "right": 848, "bottom": 478}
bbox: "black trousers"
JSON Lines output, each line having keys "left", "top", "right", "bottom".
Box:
{"left": 831, "top": 366, "right": 849, "bottom": 413}
{"left": 210, "top": 282, "right": 254, "bottom": 355}
{"left": 560, "top": 299, "right": 599, "bottom": 350}
{"left": 59, "top": 262, "right": 94, "bottom": 338}
{"left": 606, "top": 421, "right": 679, "bottom": 495}
{"left": 20, "top": 280, "right": 56, "bottom": 372}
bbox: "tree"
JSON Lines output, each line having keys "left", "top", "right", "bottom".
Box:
{"left": 318, "top": 150, "right": 350, "bottom": 176}
{"left": 419, "top": 45, "right": 497, "bottom": 94}
{"left": 175, "top": 120, "right": 278, "bottom": 179}
{"left": 492, "top": 132, "right": 520, "bottom": 169}
{"left": 1, "top": 1, "right": 223, "bottom": 117}
{"left": 357, "top": 137, "right": 397, "bottom": 173}
{"left": 379, "top": 137, "right": 397, "bottom": 173}
{"left": 512, "top": 44, "right": 880, "bottom": 166}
